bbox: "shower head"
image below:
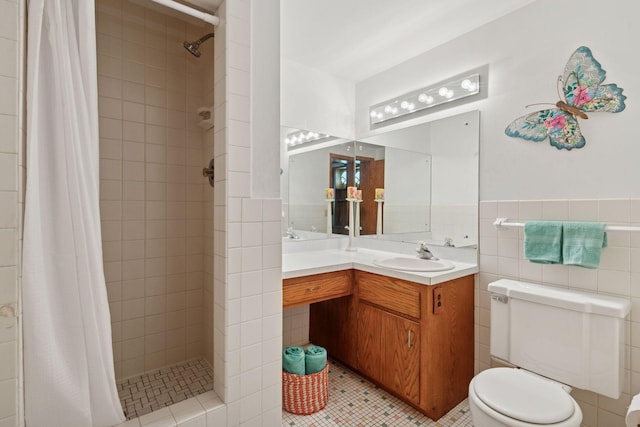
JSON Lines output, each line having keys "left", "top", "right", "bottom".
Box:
{"left": 183, "top": 32, "right": 214, "bottom": 58}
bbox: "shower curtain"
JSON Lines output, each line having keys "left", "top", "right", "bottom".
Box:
{"left": 22, "top": 1, "right": 125, "bottom": 426}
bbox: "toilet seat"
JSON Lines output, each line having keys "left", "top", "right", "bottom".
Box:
{"left": 473, "top": 368, "right": 575, "bottom": 424}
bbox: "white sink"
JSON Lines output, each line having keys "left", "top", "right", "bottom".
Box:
{"left": 373, "top": 257, "right": 454, "bottom": 272}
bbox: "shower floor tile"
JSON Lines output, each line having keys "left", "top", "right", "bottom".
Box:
{"left": 282, "top": 359, "right": 472, "bottom": 426}
{"left": 117, "top": 358, "right": 214, "bottom": 420}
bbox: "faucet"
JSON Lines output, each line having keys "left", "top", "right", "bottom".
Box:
{"left": 444, "top": 237, "right": 455, "bottom": 247}
{"left": 416, "top": 241, "right": 438, "bottom": 260}
{"left": 285, "top": 228, "right": 300, "bottom": 239}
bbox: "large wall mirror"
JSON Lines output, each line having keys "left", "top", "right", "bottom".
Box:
{"left": 282, "top": 110, "right": 479, "bottom": 247}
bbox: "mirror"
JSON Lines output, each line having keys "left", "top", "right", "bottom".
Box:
{"left": 281, "top": 110, "right": 479, "bottom": 247}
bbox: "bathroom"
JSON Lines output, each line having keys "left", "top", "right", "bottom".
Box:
{"left": 2, "top": 0, "right": 640, "bottom": 426}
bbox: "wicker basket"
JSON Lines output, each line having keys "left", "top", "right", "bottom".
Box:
{"left": 282, "top": 363, "right": 329, "bottom": 415}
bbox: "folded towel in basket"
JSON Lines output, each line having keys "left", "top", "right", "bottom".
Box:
{"left": 562, "top": 222, "right": 607, "bottom": 268}
{"left": 524, "top": 221, "right": 563, "bottom": 264}
{"left": 304, "top": 345, "right": 327, "bottom": 375}
{"left": 282, "top": 347, "right": 305, "bottom": 375}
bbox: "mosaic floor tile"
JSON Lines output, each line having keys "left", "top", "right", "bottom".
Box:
{"left": 117, "top": 358, "right": 214, "bottom": 420}
{"left": 282, "top": 359, "right": 472, "bottom": 426}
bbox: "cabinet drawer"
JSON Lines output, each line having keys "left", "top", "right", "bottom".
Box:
{"left": 283, "top": 270, "right": 353, "bottom": 308}
{"left": 357, "top": 271, "right": 421, "bottom": 319}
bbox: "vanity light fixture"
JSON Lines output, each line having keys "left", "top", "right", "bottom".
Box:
{"left": 369, "top": 73, "right": 480, "bottom": 125}
{"left": 285, "top": 129, "right": 332, "bottom": 148}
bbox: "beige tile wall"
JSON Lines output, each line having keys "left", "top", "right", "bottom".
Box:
{"left": 478, "top": 198, "right": 640, "bottom": 426}
{"left": 96, "top": 0, "right": 212, "bottom": 380}
{"left": 0, "top": 0, "right": 24, "bottom": 425}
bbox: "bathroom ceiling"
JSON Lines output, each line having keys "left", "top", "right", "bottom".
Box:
{"left": 281, "top": 0, "right": 537, "bottom": 82}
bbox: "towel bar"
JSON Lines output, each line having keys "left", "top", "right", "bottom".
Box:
{"left": 494, "top": 218, "right": 640, "bottom": 232}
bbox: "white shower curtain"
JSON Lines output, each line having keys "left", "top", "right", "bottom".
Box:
{"left": 23, "top": 1, "right": 125, "bottom": 426}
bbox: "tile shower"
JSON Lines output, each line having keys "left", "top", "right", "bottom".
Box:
{"left": 95, "top": 0, "right": 215, "bottom": 405}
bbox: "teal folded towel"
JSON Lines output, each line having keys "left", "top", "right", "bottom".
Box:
{"left": 304, "top": 345, "right": 327, "bottom": 375}
{"left": 282, "top": 347, "right": 305, "bottom": 375}
{"left": 524, "top": 221, "right": 563, "bottom": 264}
{"left": 562, "top": 222, "right": 607, "bottom": 268}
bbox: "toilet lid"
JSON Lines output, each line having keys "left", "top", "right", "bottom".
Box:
{"left": 473, "top": 368, "right": 575, "bottom": 424}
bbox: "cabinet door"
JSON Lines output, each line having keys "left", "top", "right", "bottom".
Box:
{"left": 357, "top": 304, "right": 420, "bottom": 405}
{"left": 357, "top": 303, "right": 383, "bottom": 381}
{"left": 382, "top": 312, "right": 420, "bottom": 405}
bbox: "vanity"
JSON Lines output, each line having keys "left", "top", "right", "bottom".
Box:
{"left": 281, "top": 110, "right": 480, "bottom": 420}
{"left": 282, "top": 248, "right": 477, "bottom": 420}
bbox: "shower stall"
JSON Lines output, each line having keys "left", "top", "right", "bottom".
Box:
{"left": 96, "top": 0, "right": 216, "bottom": 418}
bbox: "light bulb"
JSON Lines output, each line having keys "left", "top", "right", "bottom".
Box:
{"left": 418, "top": 93, "right": 428, "bottom": 103}
{"left": 384, "top": 105, "right": 393, "bottom": 113}
{"left": 425, "top": 96, "right": 434, "bottom": 104}
{"left": 370, "top": 110, "right": 377, "bottom": 118}
{"left": 400, "top": 101, "right": 409, "bottom": 109}
{"left": 438, "top": 87, "right": 448, "bottom": 96}
{"left": 461, "top": 79, "right": 471, "bottom": 90}
{"left": 407, "top": 103, "right": 415, "bottom": 110}
{"left": 391, "top": 107, "right": 398, "bottom": 114}
{"left": 446, "top": 90, "right": 454, "bottom": 99}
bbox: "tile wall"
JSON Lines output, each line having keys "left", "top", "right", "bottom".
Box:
{"left": 0, "top": 0, "right": 24, "bottom": 425}
{"left": 95, "top": 0, "right": 213, "bottom": 380}
{"left": 431, "top": 204, "right": 477, "bottom": 246}
{"left": 478, "top": 198, "right": 640, "bottom": 427}
{"left": 282, "top": 306, "right": 310, "bottom": 347}
{"left": 212, "top": 1, "right": 284, "bottom": 424}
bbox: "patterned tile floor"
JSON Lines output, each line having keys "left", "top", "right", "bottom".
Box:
{"left": 117, "top": 358, "right": 214, "bottom": 420}
{"left": 283, "top": 359, "right": 472, "bottom": 426}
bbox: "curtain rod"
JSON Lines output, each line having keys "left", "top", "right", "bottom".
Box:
{"left": 494, "top": 218, "right": 640, "bottom": 232}
{"left": 150, "top": 0, "right": 219, "bottom": 26}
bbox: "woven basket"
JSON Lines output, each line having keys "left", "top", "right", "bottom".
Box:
{"left": 282, "top": 363, "right": 329, "bottom": 415}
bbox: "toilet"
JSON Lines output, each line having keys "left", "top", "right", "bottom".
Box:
{"left": 469, "top": 279, "right": 630, "bottom": 427}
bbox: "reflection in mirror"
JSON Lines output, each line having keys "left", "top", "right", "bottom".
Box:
{"left": 281, "top": 110, "right": 479, "bottom": 248}
{"left": 285, "top": 139, "right": 354, "bottom": 238}
{"left": 360, "top": 110, "right": 479, "bottom": 247}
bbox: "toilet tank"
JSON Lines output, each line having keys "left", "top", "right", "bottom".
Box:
{"left": 489, "top": 279, "right": 630, "bottom": 399}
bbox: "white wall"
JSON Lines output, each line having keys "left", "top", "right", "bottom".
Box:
{"left": 353, "top": 1, "right": 640, "bottom": 425}
{"left": 356, "top": 0, "right": 640, "bottom": 201}
{"left": 281, "top": 58, "right": 355, "bottom": 139}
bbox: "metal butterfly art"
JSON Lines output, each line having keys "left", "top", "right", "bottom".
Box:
{"left": 505, "top": 46, "right": 626, "bottom": 150}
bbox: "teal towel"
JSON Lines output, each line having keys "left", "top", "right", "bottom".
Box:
{"left": 282, "top": 347, "right": 305, "bottom": 375}
{"left": 524, "top": 221, "right": 563, "bottom": 264}
{"left": 562, "top": 222, "right": 607, "bottom": 268}
{"left": 304, "top": 345, "right": 327, "bottom": 375}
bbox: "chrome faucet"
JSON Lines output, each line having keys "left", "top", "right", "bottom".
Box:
{"left": 285, "top": 228, "right": 300, "bottom": 239}
{"left": 444, "top": 237, "right": 455, "bottom": 247}
{"left": 416, "top": 241, "right": 438, "bottom": 260}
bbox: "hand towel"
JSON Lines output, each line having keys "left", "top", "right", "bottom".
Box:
{"left": 304, "top": 345, "right": 327, "bottom": 375}
{"left": 562, "top": 222, "right": 607, "bottom": 268}
{"left": 524, "top": 221, "right": 563, "bottom": 264}
{"left": 282, "top": 347, "right": 305, "bottom": 375}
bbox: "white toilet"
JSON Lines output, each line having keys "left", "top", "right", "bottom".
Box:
{"left": 469, "top": 279, "right": 630, "bottom": 427}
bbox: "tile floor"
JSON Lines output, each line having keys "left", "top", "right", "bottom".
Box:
{"left": 282, "top": 359, "right": 472, "bottom": 426}
{"left": 117, "top": 358, "right": 214, "bottom": 420}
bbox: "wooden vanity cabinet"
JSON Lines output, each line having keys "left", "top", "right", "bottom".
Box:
{"left": 358, "top": 303, "right": 421, "bottom": 405}
{"left": 282, "top": 270, "right": 353, "bottom": 309}
{"left": 309, "top": 270, "right": 474, "bottom": 420}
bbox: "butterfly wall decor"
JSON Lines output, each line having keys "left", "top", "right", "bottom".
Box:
{"left": 505, "top": 46, "right": 626, "bottom": 150}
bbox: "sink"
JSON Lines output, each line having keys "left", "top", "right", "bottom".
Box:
{"left": 373, "top": 257, "right": 454, "bottom": 272}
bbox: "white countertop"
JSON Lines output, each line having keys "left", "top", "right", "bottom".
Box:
{"left": 282, "top": 247, "right": 478, "bottom": 285}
